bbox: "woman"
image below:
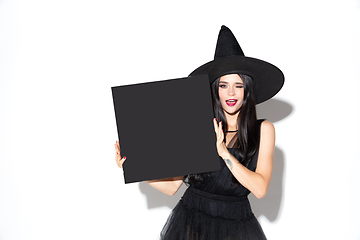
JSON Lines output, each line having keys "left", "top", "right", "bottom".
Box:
{"left": 115, "top": 26, "right": 284, "bottom": 239}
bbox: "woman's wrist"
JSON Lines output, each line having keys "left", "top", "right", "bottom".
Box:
{"left": 220, "top": 150, "right": 231, "bottom": 160}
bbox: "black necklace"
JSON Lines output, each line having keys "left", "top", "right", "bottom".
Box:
{"left": 225, "top": 130, "right": 238, "bottom": 133}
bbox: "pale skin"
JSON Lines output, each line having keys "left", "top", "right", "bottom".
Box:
{"left": 115, "top": 74, "right": 275, "bottom": 198}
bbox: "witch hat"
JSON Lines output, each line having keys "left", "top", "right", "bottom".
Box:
{"left": 189, "top": 25, "right": 284, "bottom": 104}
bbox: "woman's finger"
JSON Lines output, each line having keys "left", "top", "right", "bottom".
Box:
{"left": 213, "top": 118, "right": 218, "bottom": 134}
{"left": 115, "top": 141, "right": 122, "bottom": 155}
{"left": 217, "top": 122, "right": 221, "bottom": 141}
{"left": 218, "top": 121, "right": 224, "bottom": 142}
{"left": 115, "top": 149, "right": 120, "bottom": 157}
{"left": 114, "top": 141, "right": 123, "bottom": 162}
{"left": 118, "top": 156, "right": 127, "bottom": 168}
{"left": 219, "top": 122, "right": 224, "bottom": 142}
{"left": 115, "top": 141, "right": 120, "bottom": 153}
{"left": 214, "top": 118, "right": 222, "bottom": 140}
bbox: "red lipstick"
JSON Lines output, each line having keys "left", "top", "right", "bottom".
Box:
{"left": 225, "top": 99, "right": 238, "bottom": 106}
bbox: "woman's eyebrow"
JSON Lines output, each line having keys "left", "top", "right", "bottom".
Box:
{"left": 219, "top": 81, "right": 243, "bottom": 84}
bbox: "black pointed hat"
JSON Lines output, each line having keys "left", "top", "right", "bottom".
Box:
{"left": 189, "top": 25, "right": 284, "bottom": 104}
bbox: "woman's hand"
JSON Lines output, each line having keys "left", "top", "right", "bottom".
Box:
{"left": 213, "top": 118, "right": 230, "bottom": 159}
{"left": 114, "top": 140, "right": 126, "bottom": 168}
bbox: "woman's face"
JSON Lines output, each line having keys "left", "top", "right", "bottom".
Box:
{"left": 218, "top": 74, "right": 244, "bottom": 115}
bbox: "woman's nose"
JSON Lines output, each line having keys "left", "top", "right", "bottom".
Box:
{"left": 228, "top": 87, "right": 235, "bottom": 95}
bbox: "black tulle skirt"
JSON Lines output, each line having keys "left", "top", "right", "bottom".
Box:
{"left": 160, "top": 187, "right": 266, "bottom": 240}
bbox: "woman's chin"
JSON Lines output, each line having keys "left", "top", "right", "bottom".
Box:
{"left": 223, "top": 108, "right": 241, "bottom": 116}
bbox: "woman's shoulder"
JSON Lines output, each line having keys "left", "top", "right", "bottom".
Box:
{"left": 258, "top": 119, "right": 275, "bottom": 140}
{"left": 258, "top": 119, "right": 274, "bottom": 128}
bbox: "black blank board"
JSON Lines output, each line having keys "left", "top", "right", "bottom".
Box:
{"left": 112, "top": 74, "right": 221, "bottom": 184}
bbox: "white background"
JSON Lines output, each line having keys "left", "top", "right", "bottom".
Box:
{"left": 1, "top": 0, "right": 360, "bottom": 239}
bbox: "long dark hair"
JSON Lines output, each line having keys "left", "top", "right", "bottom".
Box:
{"left": 186, "top": 73, "right": 259, "bottom": 184}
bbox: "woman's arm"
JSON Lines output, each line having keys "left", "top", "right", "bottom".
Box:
{"left": 146, "top": 177, "right": 184, "bottom": 196}
{"left": 114, "top": 140, "right": 183, "bottom": 196}
{"left": 214, "top": 119, "right": 275, "bottom": 199}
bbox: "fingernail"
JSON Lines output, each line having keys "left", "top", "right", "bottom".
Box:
{"left": 215, "top": 118, "right": 217, "bottom": 121}
{"left": 124, "top": 156, "right": 126, "bottom": 160}
{"left": 116, "top": 152, "right": 119, "bottom": 154}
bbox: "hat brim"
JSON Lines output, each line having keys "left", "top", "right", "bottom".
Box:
{"left": 189, "top": 56, "right": 284, "bottom": 104}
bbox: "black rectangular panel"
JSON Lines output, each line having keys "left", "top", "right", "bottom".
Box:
{"left": 112, "top": 74, "right": 221, "bottom": 183}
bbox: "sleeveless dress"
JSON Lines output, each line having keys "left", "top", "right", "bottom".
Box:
{"left": 160, "top": 119, "right": 267, "bottom": 240}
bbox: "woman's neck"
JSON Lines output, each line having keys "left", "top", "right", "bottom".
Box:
{"left": 224, "top": 111, "right": 239, "bottom": 131}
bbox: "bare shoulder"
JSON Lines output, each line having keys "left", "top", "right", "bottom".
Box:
{"left": 256, "top": 120, "right": 275, "bottom": 174}
{"left": 260, "top": 120, "right": 275, "bottom": 135}
{"left": 259, "top": 120, "right": 275, "bottom": 145}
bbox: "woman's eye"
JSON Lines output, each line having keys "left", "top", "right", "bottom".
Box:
{"left": 219, "top": 85, "right": 227, "bottom": 88}
{"left": 236, "top": 85, "right": 244, "bottom": 88}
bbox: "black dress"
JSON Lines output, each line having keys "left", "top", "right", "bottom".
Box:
{"left": 160, "top": 120, "right": 267, "bottom": 240}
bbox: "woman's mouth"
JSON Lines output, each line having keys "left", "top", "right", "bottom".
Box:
{"left": 225, "top": 99, "right": 238, "bottom": 106}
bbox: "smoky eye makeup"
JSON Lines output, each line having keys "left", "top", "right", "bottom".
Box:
{"left": 219, "top": 83, "right": 243, "bottom": 88}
